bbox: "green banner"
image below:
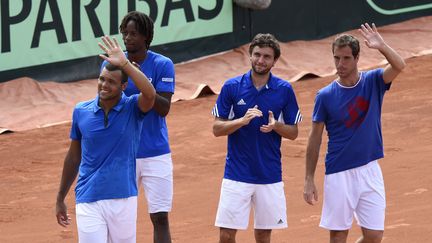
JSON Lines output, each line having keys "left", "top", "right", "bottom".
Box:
{"left": 0, "top": 0, "right": 233, "bottom": 71}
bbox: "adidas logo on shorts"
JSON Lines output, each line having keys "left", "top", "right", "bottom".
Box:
{"left": 277, "top": 219, "right": 284, "bottom": 224}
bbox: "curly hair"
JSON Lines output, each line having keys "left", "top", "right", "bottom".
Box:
{"left": 119, "top": 11, "right": 154, "bottom": 50}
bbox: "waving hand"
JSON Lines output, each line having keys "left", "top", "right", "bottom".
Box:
{"left": 359, "top": 23, "right": 385, "bottom": 50}
{"left": 98, "top": 36, "right": 128, "bottom": 67}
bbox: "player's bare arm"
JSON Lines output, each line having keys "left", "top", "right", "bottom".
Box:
{"left": 359, "top": 23, "right": 406, "bottom": 83}
{"left": 56, "top": 140, "right": 81, "bottom": 227}
{"left": 98, "top": 35, "right": 156, "bottom": 112}
{"left": 260, "top": 110, "right": 298, "bottom": 140}
{"left": 153, "top": 92, "right": 173, "bottom": 117}
{"left": 213, "top": 105, "right": 263, "bottom": 137}
{"left": 130, "top": 60, "right": 172, "bottom": 116}
{"left": 304, "top": 122, "right": 324, "bottom": 205}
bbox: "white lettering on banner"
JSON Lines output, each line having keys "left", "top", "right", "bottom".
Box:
{"left": 0, "top": 0, "right": 233, "bottom": 71}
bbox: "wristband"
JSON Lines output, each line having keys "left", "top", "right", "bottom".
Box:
{"left": 120, "top": 60, "right": 129, "bottom": 69}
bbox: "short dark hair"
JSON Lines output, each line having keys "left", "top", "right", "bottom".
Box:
{"left": 119, "top": 11, "right": 154, "bottom": 50}
{"left": 249, "top": 33, "right": 281, "bottom": 59}
{"left": 104, "top": 63, "right": 128, "bottom": 84}
{"left": 332, "top": 34, "right": 360, "bottom": 57}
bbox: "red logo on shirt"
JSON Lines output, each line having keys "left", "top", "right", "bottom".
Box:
{"left": 344, "top": 97, "right": 369, "bottom": 128}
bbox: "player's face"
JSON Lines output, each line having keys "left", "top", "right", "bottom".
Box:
{"left": 333, "top": 45, "right": 359, "bottom": 79}
{"left": 97, "top": 68, "right": 126, "bottom": 101}
{"left": 250, "top": 46, "right": 277, "bottom": 75}
{"left": 121, "top": 20, "right": 147, "bottom": 54}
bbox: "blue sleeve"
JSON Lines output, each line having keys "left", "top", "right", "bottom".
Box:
{"left": 212, "top": 83, "right": 233, "bottom": 119}
{"left": 70, "top": 108, "right": 82, "bottom": 140}
{"left": 282, "top": 86, "right": 302, "bottom": 125}
{"left": 130, "top": 94, "right": 147, "bottom": 119}
{"left": 374, "top": 68, "right": 391, "bottom": 94}
{"left": 154, "top": 59, "right": 175, "bottom": 93}
{"left": 312, "top": 90, "right": 327, "bottom": 123}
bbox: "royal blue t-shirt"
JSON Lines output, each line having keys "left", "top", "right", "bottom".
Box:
{"left": 313, "top": 69, "right": 391, "bottom": 174}
{"left": 212, "top": 71, "right": 302, "bottom": 184}
{"left": 71, "top": 94, "right": 145, "bottom": 203}
{"left": 101, "top": 50, "right": 175, "bottom": 158}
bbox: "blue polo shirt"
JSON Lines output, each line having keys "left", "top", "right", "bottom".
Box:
{"left": 101, "top": 50, "right": 175, "bottom": 158}
{"left": 71, "top": 94, "right": 145, "bottom": 203}
{"left": 212, "top": 70, "right": 302, "bottom": 184}
{"left": 313, "top": 68, "right": 390, "bottom": 174}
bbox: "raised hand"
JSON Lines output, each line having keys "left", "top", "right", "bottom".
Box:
{"left": 260, "top": 110, "right": 276, "bottom": 133}
{"left": 241, "top": 105, "right": 263, "bottom": 125}
{"left": 359, "top": 23, "right": 386, "bottom": 50}
{"left": 98, "top": 36, "right": 128, "bottom": 67}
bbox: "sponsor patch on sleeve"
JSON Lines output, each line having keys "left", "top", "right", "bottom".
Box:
{"left": 162, "top": 77, "right": 174, "bottom": 82}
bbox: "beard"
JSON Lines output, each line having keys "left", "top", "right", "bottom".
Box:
{"left": 252, "top": 64, "right": 271, "bottom": 75}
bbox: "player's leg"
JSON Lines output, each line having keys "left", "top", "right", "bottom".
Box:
{"left": 354, "top": 160, "right": 385, "bottom": 243}
{"left": 76, "top": 201, "right": 108, "bottom": 243}
{"left": 215, "top": 179, "right": 254, "bottom": 242}
{"left": 150, "top": 212, "right": 170, "bottom": 243}
{"left": 137, "top": 154, "right": 173, "bottom": 243}
{"left": 253, "top": 181, "right": 287, "bottom": 243}
{"left": 104, "top": 197, "right": 137, "bottom": 243}
{"left": 220, "top": 228, "right": 237, "bottom": 243}
{"left": 355, "top": 228, "right": 383, "bottom": 243}
{"left": 320, "top": 168, "right": 360, "bottom": 242}
{"left": 330, "top": 230, "right": 349, "bottom": 243}
{"left": 254, "top": 229, "right": 271, "bottom": 243}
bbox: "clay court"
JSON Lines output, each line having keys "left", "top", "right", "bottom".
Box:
{"left": 1, "top": 17, "right": 431, "bottom": 242}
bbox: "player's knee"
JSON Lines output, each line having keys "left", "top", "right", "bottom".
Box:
{"left": 150, "top": 212, "right": 169, "bottom": 227}
{"left": 362, "top": 230, "right": 383, "bottom": 243}
{"left": 219, "top": 228, "right": 236, "bottom": 243}
{"left": 254, "top": 229, "right": 271, "bottom": 243}
{"left": 330, "top": 230, "right": 349, "bottom": 243}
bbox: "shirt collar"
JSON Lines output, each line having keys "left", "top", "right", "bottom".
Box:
{"left": 125, "top": 51, "right": 151, "bottom": 66}
{"left": 245, "top": 70, "right": 276, "bottom": 90}
{"left": 92, "top": 93, "right": 127, "bottom": 113}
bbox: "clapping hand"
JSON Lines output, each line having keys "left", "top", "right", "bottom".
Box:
{"left": 260, "top": 110, "right": 276, "bottom": 133}
{"left": 241, "top": 105, "right": 263, "bottom": 125}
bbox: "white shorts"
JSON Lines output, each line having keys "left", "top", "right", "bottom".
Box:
{"left": 136, "top": 153, "right": 173, "bottom": 213}
{"left": 320, "top": 160, "right": 386, "bottom": 231}
{"left": 76, "top": 196, "right": 137, "bottom": 243}
{"left": 215, "top": 179, "right": 288, "bottom": 230}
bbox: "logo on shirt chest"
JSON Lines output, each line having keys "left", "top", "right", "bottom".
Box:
{"left": 344, "top": 96, "right": 369, "bottom": 128}
{"left": 237, "top": 99, "right": 246, "bottom": 105}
